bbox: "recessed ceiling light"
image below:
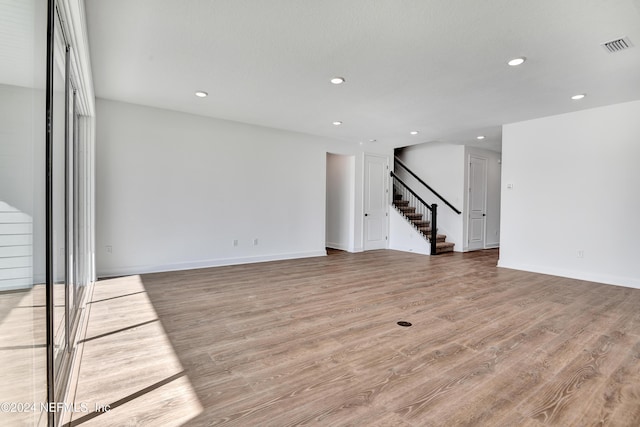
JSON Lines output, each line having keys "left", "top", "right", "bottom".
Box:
{"left": 332, "top": 121, "right": 342, "bottom": 126}
{"left": 410, "top": 131, "right": 419, "bottom": 135}
{"left": 477, "top": 135, "right": 485, "bottom": 140}
{"left": 330, "top": 77, "right": 345, "bottom": 85}
{"left": 571, "top": 93, "right": 586, "bottom": 100}
{"left": 507, "top": 57, "right": 526, "bottom": 66}
{"left": 195, "top": 91, "right": 208, "bottom": 98}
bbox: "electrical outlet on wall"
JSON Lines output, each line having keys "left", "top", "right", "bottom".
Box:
{"left": 253, "top": 238, "right": 259, "bottom": 246}
{"left": 106, "top": 245, "right": 112, "bottom": 254}
{"left": 577, "top": 250, "right": 584, "bottom": 258}
{"left": 233, "top": 239, "right": 238, "bottom": 247}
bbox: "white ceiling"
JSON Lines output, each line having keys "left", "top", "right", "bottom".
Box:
{"left": 85, "top": 0, "right": 640, "bottom": 152}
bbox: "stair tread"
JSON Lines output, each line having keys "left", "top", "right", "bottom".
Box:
{"left": 393, "top": 196, "right": 453, "bottom": 255}
{"left": 436, "top": 242, "right": 455, "bottom": 248}
{"left": 434, "top": 241, "right": 455, "bottom": 254}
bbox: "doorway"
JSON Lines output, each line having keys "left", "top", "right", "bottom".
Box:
{"left": 326, "top": 153, "right": 355, "bottom": 251}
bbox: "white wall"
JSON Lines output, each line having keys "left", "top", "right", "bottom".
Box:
{"left": 388, "top": 208, "right": 430, "bottom": 255}
{"left": 396, "top": 143, "right": 466, "bottom": 250}
{"left": 464, "top": 146, "right": 502, "bottom": 249}
{"left": 499, "top": 100, "right": 640, "bottom": 289}
{"left": 96, "top": 99, "right": 391, "bottom": 276}
{"left": 395, "top": 143, "right": 502, "bottom": 253}
{"left": 326, "top": 153, "right": 355, "bottom": 251}
{"left": 0, "top": 84, "right": 45, "bottom": 289}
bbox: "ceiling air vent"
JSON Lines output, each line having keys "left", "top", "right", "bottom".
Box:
{"left": 601, "top": 37, "right": 633, "bottom": 53}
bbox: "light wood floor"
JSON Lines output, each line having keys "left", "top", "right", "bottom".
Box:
{"left": 68, "top": 249, "right": 640, "bottom": 426}
{"left": 0, "top": 283, "right": 74, "bottom": 427}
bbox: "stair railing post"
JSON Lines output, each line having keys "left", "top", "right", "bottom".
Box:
{"left": 431, "top": 204, "right": 438, "bottom": 255}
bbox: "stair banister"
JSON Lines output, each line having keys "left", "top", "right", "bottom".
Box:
{"left": 390, "top": 171, "right": 438, "bottom": 254}
{"left": 394, "top": 156, "right": 462, "bottom": 215}
{"left": 430, "top": 203, "right": 437, "bottom": 255}
{"left": 390, "top": 172, "right": 432, "bottom": 212}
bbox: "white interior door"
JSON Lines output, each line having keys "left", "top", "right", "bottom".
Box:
{"left": 468, "top": 155, "right": 487, "bottom": 250}
{"left": 363, "top": 154, "right": 388, "bottom": 250}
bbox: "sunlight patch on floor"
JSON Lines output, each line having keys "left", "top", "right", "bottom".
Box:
{"left": 69, "top": 275, "right": 202, "bottom": 426}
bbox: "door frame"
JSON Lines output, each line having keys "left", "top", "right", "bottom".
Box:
{"left": 46, "top": 4, "right": 95, "bottom": 423}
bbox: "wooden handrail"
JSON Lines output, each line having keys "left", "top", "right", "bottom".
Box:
{"left": 394, "top": 156, "right": 462, "bottom": 215}
{"left": 390, "top": 171, "right": 432, "bottom": 211}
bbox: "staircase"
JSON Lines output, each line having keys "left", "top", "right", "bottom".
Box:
{"left": 393, "top": 194, "right": 455, "bottom": 254}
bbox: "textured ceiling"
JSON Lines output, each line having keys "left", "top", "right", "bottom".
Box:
{"left": 85, "top": 0, "right": 640, "bottom": 152}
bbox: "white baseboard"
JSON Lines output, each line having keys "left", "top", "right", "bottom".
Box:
{"left": 497, "top": 260, "right": 640, "bottom": 290}
{"left": 97, "top": 250, "right": 328, "bottom": 278}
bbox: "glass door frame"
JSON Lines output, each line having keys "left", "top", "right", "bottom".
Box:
{"left": 45, "top": 1, "right": 94, "bottom": 424}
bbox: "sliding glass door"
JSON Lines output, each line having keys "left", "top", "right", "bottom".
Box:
{"left": 0, "top": 0, "right": 48, "bottom": 425}
{"left": 51, "top": 28, "right": 68, "bottom": 389}
{"left": 51, "top": 14, "right": 93, "bottom": 417}
{"left": 0, "top": 1, "right": 94, "bottom": 425}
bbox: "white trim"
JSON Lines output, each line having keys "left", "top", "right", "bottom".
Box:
{"left": 56, "top": 0, "right": 95, "bottom": 116}
{"left": 97, "top": 250, "right": 328, "bottom": 278}
{"left": 497, "top": 260, "right": 640, "bottom": 290}
{"left": 60, "top": 278, "right": 95, "bottom": 426}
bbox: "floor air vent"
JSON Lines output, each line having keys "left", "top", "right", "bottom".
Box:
{"left": 601, "top": 37, "right": 633, "bottom": 53}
